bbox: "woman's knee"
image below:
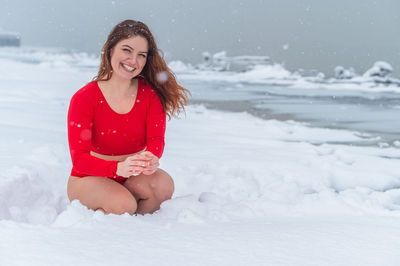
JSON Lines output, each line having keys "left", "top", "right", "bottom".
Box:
{"left": 106, "top": 190, "right": 137, "bottom": 215}
{"left": 124, "top": 176, "right": 152, "bottom": 199}
{"left": 152, "top": 169, "right": 174, "bottom": 201}
{"left": 123, "top": 169, "right": 174, "bottom": 201}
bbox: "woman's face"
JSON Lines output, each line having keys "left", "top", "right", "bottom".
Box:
{"left": 110, "top": 36, "right": 149, "bottom": 80}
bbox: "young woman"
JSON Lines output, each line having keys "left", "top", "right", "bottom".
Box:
{"left": 67, "top": 20, "right": 189, "bottom": 215}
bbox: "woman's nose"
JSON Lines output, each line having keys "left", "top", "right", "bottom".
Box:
{"left": 128, "top": 54, "right": 137, "bottom": 64}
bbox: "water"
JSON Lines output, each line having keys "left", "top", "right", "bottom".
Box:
{"left": 183, "top": 80, "right": 400, "bottom": 144}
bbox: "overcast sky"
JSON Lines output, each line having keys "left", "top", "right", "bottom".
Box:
{"left": 0, "top": 0, "right": 399, "bottom": 76}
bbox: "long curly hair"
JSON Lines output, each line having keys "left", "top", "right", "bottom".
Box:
{"left": 94, "top": 19, "right": 189, "bottom": 118}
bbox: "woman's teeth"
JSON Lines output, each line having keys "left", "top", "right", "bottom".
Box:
{"left": 122, "top": 64, "right": 135, "bottom": 72}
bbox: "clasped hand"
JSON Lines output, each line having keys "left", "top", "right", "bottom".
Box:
{"left": 116, "top": 151, "right": 159, "bottom": 177}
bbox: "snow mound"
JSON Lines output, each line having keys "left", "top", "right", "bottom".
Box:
{"left": 168, "top": 60, "right": 193, "bottom": 73}
{"left": 364, "top": 61, "right": 393, "bottom": 78}
{"left": 0, "top": 170, "right": 67, "bottom": 225}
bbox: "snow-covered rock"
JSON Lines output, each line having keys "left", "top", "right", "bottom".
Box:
{"left": 334, "top": 66, "right": 357, "bottom": 79}
{"left": 363, "top": 61, "right": 393, "bottom": 78}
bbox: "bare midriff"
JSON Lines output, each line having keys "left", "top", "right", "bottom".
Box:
{"left": 90, "top": 150, "right": 143, "bottom": 162}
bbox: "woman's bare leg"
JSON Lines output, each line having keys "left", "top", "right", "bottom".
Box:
{"left": 67, "top": 176, "right": 137, "bottom": 215}
{"left": 123, "top": 169, "right": 174, "bottom": 215}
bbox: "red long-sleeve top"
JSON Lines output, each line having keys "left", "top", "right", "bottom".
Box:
{"left": 68, "top": 77, "right": 166, "bottom": 179}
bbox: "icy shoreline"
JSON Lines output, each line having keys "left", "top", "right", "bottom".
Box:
{"left": 170, "top": 51, "right": 400, "bottom": 92}
{"left": 170, "top": 61, "right": 400, "bottom": 93}
{"left": 189, "top": 98, "right": 400, "bottom": 147}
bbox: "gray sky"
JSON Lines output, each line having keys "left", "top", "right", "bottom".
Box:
{"left": 0, "top": 0, "right": 399, "bottom": 76}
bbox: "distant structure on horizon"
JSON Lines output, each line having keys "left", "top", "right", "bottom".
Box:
{"left": 200, "top": 51, "right": 271, "bottom": 72}
{"left": 0, "top": 32, "right": 21, "bottom": 47}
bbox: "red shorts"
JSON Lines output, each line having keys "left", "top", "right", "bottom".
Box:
{"left": 70, "top": 170, "right": 127, "bottom": 185}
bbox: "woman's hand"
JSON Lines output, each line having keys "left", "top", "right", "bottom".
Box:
{"left": 116, "top": 153, "right": 150, "bottom": 177}
{"left": 141, "top": 151, "right": 160, "bottom": 175}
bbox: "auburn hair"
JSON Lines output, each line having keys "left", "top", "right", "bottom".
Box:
{"left": 94, "top": 19, "right": 189, "bottom": 118}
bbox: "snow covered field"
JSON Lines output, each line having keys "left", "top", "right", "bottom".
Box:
{"left": 1, "top": 48, "right": 400, "bottom": 265}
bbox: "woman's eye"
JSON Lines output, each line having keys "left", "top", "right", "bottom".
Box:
{"left": 122, "top": 48, "right": 131, "bottom": 53}
{"left": 139, "top": 54, "right": 147, "bottom": 58}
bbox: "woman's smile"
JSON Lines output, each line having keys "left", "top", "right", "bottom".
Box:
{"left": 121, "top": 63, "right": 136, "bottom": 72}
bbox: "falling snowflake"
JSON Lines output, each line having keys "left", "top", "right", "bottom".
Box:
{"left": 156, "top": 71, "right": 169, "bottom": 84}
